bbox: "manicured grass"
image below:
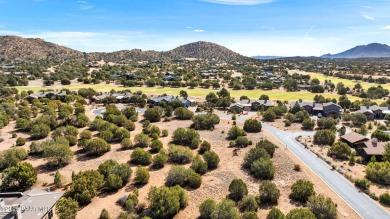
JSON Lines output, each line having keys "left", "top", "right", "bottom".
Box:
{"left": 293, "top": 71, "right": 388, "bottom": 90}
{"left": 14, "top": 83, "right": 367, "bottom": 102}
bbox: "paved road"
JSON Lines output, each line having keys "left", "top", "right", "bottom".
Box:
{"left": 262, "top": 123, "right": 390, "bottom": 219}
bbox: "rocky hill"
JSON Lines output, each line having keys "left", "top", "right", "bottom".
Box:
{"left": 0, "top": 36, "right": 84, "bottom": 62}
{"left": 0, "top": 36, "right": 250, "bottom": 62}
{"left": 164, "top": 41, "right": 249, "bottom": 61}
{"left": 321, "top": 43, "right": 390, "bottom": 59}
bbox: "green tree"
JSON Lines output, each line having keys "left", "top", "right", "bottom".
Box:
{"left": 327, "top": 141, "right": 351, "bottom": 159}
{"left": 239, "top": 195, "right": 258, "bottom": 212}
{"left": 314, "top": 130, "right": 336, "bottom": 145}
{"left": 135, "top": 166, "right": 150, "bottom": 184}
{"left": 30, "top": 123, "right": 51, "bottom": 139}
{"left": 383, "top": 143, "right": 390, "bottom": 162}
{"left": 199, "top": 199, "right": 217, "bottom": 219}
{"left": 267, "top": 207, "right": 285, "bottom": 219}
{"left": 228, "top": 178, "right": 248, "bottom": 201}
{"left": 243, "top": 119, "right": 262, "bottom": 133}
{"left": 174, "top": 107, "right": 194, "bottom": 120}
{"left": 148, "top": 186, "right": 187, "bottom": 219}
{"left": 263, "top": 109, "right": 277, "bottom": 122}
{"left": 99, "top": 208, "right": 111, "bottom": 219}
{"left": 66, "top": 170, "right": 104, "bottom": 205}
{"left": 153, "top": 151, "right": 168, "bottom": 169}
{"left": 302, "top": 118, "right": 315, "bottom": 130}
{"left": 43, "top": 143, "right": 74, "bottom": 166}
{"left": 1, "top": 162, "right": 37, "bottom": 191}
{"left": 144, "top": 107, "right": 162, "bottom": 122}
{"left": 365, "top": 161, "right": 390, "bottom": 185}
{"left": 211, "top": 199, "right": 240, "bottom": 219}
{"left": 191, "top": 155, "right": 208, "bottom": 175}
{"left": 290, "top": 179, "right": 315, "bottom": 203}
{"left": 307, "top": 194, "right": 337, "bottom": 219}
{"left": 134, "top": 133, "right": 151, "bottom": 148}
{"left": 84, "top": 138, "right": 111, "bottom": 155}
{"left": 227, "top": 125, "right": 246, "bottom": 140}
{"left": 56, "top": 197, "right": 79, "bottom": 219}
{"left": 203, "top": 151, "right": 220, "bottom": 169}
{"left": 131, "top": 148, "right": 152, "bottom": 165}
{"left": 54, "top": 170, "right": 64, "bottom": 188}
{"left": 286, "top": 208, "right": 316, "bottom": 219}
{"left": 243, "top": 148, "right": 270, "bottom": 169}
{"left": 250, "top": 158, "right": 275, "bottom": 180}
{"left": 256, "top": 140, "right": 276, "bottom": 157}
{"left": 259, "top": 180, "right": 280, "bottom": 204}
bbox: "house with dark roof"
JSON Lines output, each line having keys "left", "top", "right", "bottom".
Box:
{"left": 340, "top": 131, "right": 369, "bottom": 147}
{"left": 91, "top": 92, "right": 134, "bottom": 104}
{"left": 323, "top": 102, "right": 342, "bottom": 118}
{"left": 149, "top": 95, "right": 193, "bottom": 107}
{"left": 24, "top": 91, "right": 68, "bottom": 102}
{"left": 0, "top": 189, "right": 64, "bottom": 219}
{"left": 289, "top": 101, "right": 314, "bottom": 114}
{"left": 354, "top": 105, "right": 390, "bottom": 120}
{"left": 249, "top": 99, "right": 274, "bottom": 111}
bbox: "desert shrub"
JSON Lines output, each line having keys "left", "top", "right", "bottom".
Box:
{"left": 172, "top": 128, "right": 200, "bottom": 148}
{"left": 166, "top": 166, "right": 201, "bottom": 188}
{"left": 256, "top": 139, "right": 276, "bottom": 157}
{"left": 1, "top": 162, "right": 37, "bottom": 191}
{"left": 243, "top": 148, "right": 271, "bottom": 169}
{"left": 174, "top": 107, "right": 194, "bottom": 120}
{"left": 228, "top": 178, "right": 248, "bottom": 201}
{"left": 153, "top": 151, "right": 168, "bottom": 169}
{"left": 121, "top": 138, "right": 133, "bottom": 149}
{"left": 30, "top": 123, "right": 51, "bottom": 139}
{"left": 134, "top": 133, "right": 151, "bottom": 148}
{"left": 113, "top": 128, "right": 130, "bottom": 142}
{"left": 190, "top": 155, "right": 208, "bottom": 175}
{"left": 186, "top": 168, "right": 202, "bottom": 189}
{"left": 239, "top": 195, "right": 258, "bottom": 212}
{"left": 56, "top": 197, "right": 79, "bottom": 219}
{"left": 302, "top": 118, "right": 315, "bottom": 130}
{"left": 286, "top": 208, "right": 316, "bottom": 219}
{"left": 16, "top": 137, "right": 26, "bottom": 146}
{"left": 66, "top": 170, "right": 104, "bottom": 205}
{"left": 162, "top": 129, "right": 168, "bottom": 137}
{"left": 135, "top": 166, "right": 150, "bottom": 185}
{"left": 379, "top": 193, "right": 390, "bottom": 205}
{"left": 190, "top": 113, "right": 220, "bottom": 130}
{"left": 123, "top": 120, "right": 136, "bottom": 131}
{"left": 250, "top": 158, "right": 275, "bottom": 180}
{"left": 98, "top": 160, "right": 132, "bottom": 184}
{"left": 168, "top": 145, "right": 194, "bottom": 164}
{"left": 234, "top": 136, "right": 251, "bottom": 148}
{"left": 211, "top": 199, "right": 240, "bottom": 219}
{"left": 150, "top": 139, "right": 163, "bottom": 153}
{"left": 144, "top": 107, "right": 162, "bottom": 122}
{"left": 365, "top": 161, "right": 390, "bottom": 185}
{"left": 199, "top": 199, "right": 217, "bottom": 219}
{"left": 243, "top": 211, "right": 259, "bottom": 219}
{"left": 307, "top": 194, "right": 337, "bottom": 219}
{"left": 121, "top": 106, "right": 138, "bottom": 121}
{"left": 290, "top": 179, "right": 315, "bottom": 203}
{"left": 266, "top": 207, "right": 285, "bottom": 219}
{"left": 227, "top": 125, "right": 246, "bottom": 140}
{"left": 0, "top": 148, "right": 28, "bottom": 169}
{"left": 104, "top": 174, "right": 123, "bottom": 191}
{"left": 263, "top": 109, "right": 277, "bottom": 122}
{"left": 43, "top": 143, "right": 74, "bottom": 166}
{"left": 313, "top": 129, "right": 336, "bottom": 145}
{"left": 80, "top": 130, "right": 92, "bottom": 139}
{"left": 199, "top": 141, "right": 211, "bottom": 154}
{"left": 316, "top": 117, "right": 337, "bottom": 129}
{"left": 327, "top": 141, "right": 351, "bottom": 159}
{"left": 150, "top": 125, "right": 161, "bottom": 136}
{"left": 99, "top": 208, "right": 110, "bottom": 219}
{"left": 54, "top": 171, "right": 64, "bottom": 188}
{"left": 84, "top": 138, "right": 111, "bottom": 155}
{"left": 148, "top": 185, "right": 187, "bottom": 219}
{"left": 354, "top": 178, "right": 370, "bottom": 190}
{"left": 203, "top": 150, "right": 220, "bottom": 170}
{"left": 243, "top": 119, "right": 262, "bottom": 133}
{"left": 131, "top": 148, "right": 152, "bottom": 166}
{"left": 259, "top": 180, "right": 280, "bottom": 204}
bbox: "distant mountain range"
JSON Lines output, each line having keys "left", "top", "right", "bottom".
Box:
{"left": 0, "top": 36, "right": 250, "bottom": 62}
{"left": 321, "top": 43, "right": 390, "bottom": 59}
{"left": 251, "top": 56, "right": 284, "bottom": 60}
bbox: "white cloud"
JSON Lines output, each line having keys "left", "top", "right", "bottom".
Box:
{"left": 201, "top": 0, "right": 274, "bottom": 5}
{"left": 382, "top": 26, "right": 390, "bottom": 29}
{"left": 194, "top": 29, "right": 205, "bottom": 33}
{"left": 185, "top": 27, "right": 192, "bottom": 29}
{"left": 363, "top": 15, "right": 375, "bottom": 20}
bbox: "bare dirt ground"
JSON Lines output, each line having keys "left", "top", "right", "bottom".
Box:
{"left": 0, "top": 108, "right": 362, "bottom": 219}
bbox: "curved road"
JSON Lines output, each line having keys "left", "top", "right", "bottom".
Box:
{"left": 262, "top": 123, "right": 390, "bottom": 219}
{"left": 92, "top": 106, "right": 389, "bottom": 218}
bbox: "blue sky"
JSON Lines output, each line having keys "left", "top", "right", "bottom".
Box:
{"left": 1, "top": 0, "right": 390, "bottom": 56}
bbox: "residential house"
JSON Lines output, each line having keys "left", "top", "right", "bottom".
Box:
{"left": 250, "top": 99, "right": 274, "bottom": 111}
{"left": 149, "top": 95, "right": 193, "bottom": 108}
{"left": 354, "top": 105, "right": 390, "bottom": 120}
{"left": 340, "top": 132, "right": 369, "bottom": 147}
{"left": 0, "top": 189, "right": 64, "bottom": 219}
{"left": 323, "top": 102, "right": 342, "bottom": 118}
{"left": 228, "top": 103, "right": 244, "bottom": 114}
{"left": 91, "top": 92, "right": 133, "bottom": 104}
{"left": 24, "top": 91, "right": 67, "bottom": 102}
{"left": 290, "top": 101, "right": 314, "bottom": 114}
{"left": 357, "top": 138, "right": 386, "bottom": 161}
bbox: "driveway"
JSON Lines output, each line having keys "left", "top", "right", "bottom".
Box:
{"left": 262, "top": 124, "right": 390, "bottom": 219}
